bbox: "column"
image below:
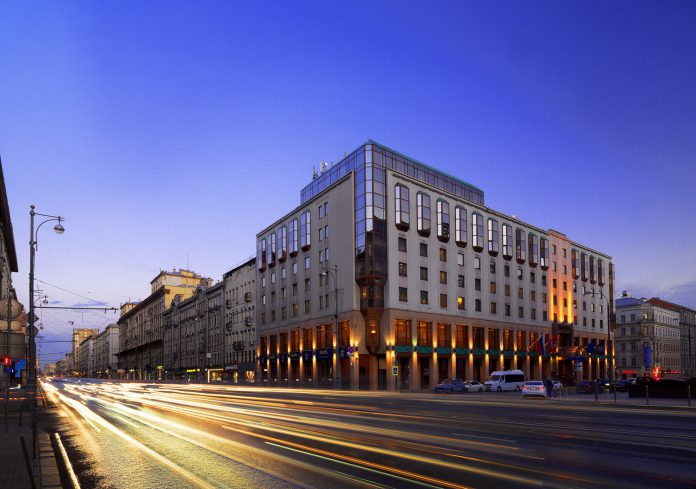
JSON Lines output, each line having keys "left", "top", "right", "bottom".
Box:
{"left": 483, "top": 326, "right": 490, "bottom": 380}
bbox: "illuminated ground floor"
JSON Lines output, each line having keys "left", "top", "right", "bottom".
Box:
{"left": 258, "top": 309, "right": 615, "bottom": 390}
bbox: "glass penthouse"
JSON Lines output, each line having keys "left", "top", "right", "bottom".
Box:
{"left": 256, "top": 141, "right": 615, "bottom": 390}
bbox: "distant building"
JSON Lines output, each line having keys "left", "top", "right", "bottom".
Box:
{"left": 118, "top": 269, "right": 209, "bottom": 380}
{"left": 223, "top": 258, "right": 256, "bottom": 383}
{"left": 94, "top": 324, "right": 119, "bottom": 378}
{"left": 78, "top": 336, "right": 95, "bottom": 377}
{"left": 72, "top": 328, "right": 99, "bottom": 375}
{"left": 615, "top": 296, "right": 685, "bottom": 379}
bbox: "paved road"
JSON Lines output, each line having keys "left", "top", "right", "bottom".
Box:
{"left": 40, "top": 380, "right": 696, "bottom": 489}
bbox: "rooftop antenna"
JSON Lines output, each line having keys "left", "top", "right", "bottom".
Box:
{"left": 320, "top": 161, "right": 327, "bottom": 174}
{"left": 312, "top": 165, "right": 318, "bottom": 180}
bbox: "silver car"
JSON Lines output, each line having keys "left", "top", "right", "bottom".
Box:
{"left": 464, "top": 380, "right": 484, "bottom": 392}
{"left": 522, "top": 380, "right": 549, "bottom": 398}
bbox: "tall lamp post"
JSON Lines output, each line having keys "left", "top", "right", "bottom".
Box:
{"left": 29, "top": 205, "right": 65, "bottom": 457}
{"left": 320, "top": 265, "right": 339, "bottom": 390}
{"left": 584, "top": 290, "right": 613, "bottom": 384}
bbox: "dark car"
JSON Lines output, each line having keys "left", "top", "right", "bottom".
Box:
{"left": 577, "top": 380, "right": 604, "bottom": 394}
{"left": 435, "top": 378, "right": 465, "bottom": 393}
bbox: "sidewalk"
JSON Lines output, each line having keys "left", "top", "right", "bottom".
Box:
{"left": 0, "top": 388, "right": 63, "bottom": 489}
{"left": 552, "top": 389, "right": 696, "bottom": 410}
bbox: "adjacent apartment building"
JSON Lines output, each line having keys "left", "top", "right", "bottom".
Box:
{"left": 72, "top": 328, "right": 99, "bottom": 376}
{"left": 223, "top": 257, "right": 256, "bottom": 383}
{"left": 256, "top": 141, "right": 615, "bottom": 390}
{"left": 615, "top": 295, "right": 694, "bottom": 379}
{"left": 162, "top": 280, "right": 225, "bottom": 382}
{"left": 118, "top": 269, "right": 208, "bottom": 380}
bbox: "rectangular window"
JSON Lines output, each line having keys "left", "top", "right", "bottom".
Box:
{"left": 474, "top": 257, "right": 481, "bottom": 270}
{"left": 395, "top": 185, "right": 410, "bottom": 230}
{"left": 457, "top": 296, "right": 465, "bottom": 310}
{"left": 399, "top": 287, "right": 408, "bottom": 302}
{"left": 399, "top": 262, "right": 408, "bottom": 277}
{"left": 420, "top": 290, "right": 429, "bottom": 305}
{"left": 490, "top": 302, "right": 497, "bottom": 315}
{"left": 420, "top": 267, "right": 428, "bottom": 281}
{"left": 288, "top": 219, "right": 298, "bottom": 256}
{"left": 440, "top": 271, "right": 447, "bottom": 284}
{"left": 530, "top": 271, "right": 535, "bottom": 283}
{"left": 552, "top": 278, "right": 557, "bottom": 289}
{"left": 437, "top": 200, "right": 450, "bottom": 241}
{"left": 531, "top": 308, "right": 536, "bottom": 320}
{"left": 490, "top": 260, "right": 496, "bottom": 274}
{"left": 531, "top": 290, "right": 536, "bottom": 301}
{"left": 281, "top": 267, "right": 286, "bottom": 280}
{"left": 439, "top": 248, "right": 447, "bottom": 262}
{"left": 417, "top": 321, "right": 432, "bottom": 346}
{"left": 300, "top": 211, "right": 311, "bottom": 250}
{"left": 505, "top": 304, "right": 511, "bottom": 316}
{"left": 440, "top": 294, "right": 447, "bottom": 308}
{"left": 517, "top": 287, "right": 523, "bottom": 299}
{"left": 475, "top": 278, "right": 481, "bottom": 291}
{"left": 304, "top": 278, "right": 310, "bottom": 291}
{"left": 517, "top": 268, "right": 523, "bottom": 279}
{"left": 456, "top": 325, "right": 468, "bottom": 347}
{"left": 395, "top": 319, "right": 411, "bottom": 345}
{"left": 475, "top": 299, "right": 482, "bottom": 312}
{"left": 319, "top": 228, "right": 324, "bottom": 241}
{"left": 457, "top": 253, "right": 464, "bottom": 266}
{"left": 458, "top": 275, "right": 465, "bottom": 287}
{"left": 304, "top": 300, "right": 310, "bottom": 313}
{"left": 543, "top": 310, "right": 548, "bottom": 322}
{"left": 455, "top": 207, "right": 467, "bottom": 246}
{"left": 292, "top": 262, "right": 298, "bottom": 275}
{"left": 417, "top": 193, "right": 431, "bottom": 236}
{"left": 292, "top": 303, "right": 298, "bottom": 317}
{"left": 325, "top": 247, "right": 329, "bottom": 262}
{"left": 504, "top": 264, "right": 510, "bottom": 277}
{"left": 518, "top": 306, "right": 524, "bottom": 319}
{"left": 490, "top": 281, "right": 496, "bottom": 294}
{"left": 271, "top": 272, "right": 276, "bottom": 284}
{"left": 420, "top": 243, "right": 428, "bottom": 257}
{"left": 398, "top": 237, "right": 407, "bottom": 252}
{"left": 504, "top": 284, "right": 510, "bottom": 297}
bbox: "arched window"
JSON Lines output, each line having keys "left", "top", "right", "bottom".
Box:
{"left": 580, "top": 252, "right": 588, "bottom": 282}
{"left": 395, "top": 184, "right": 410, "bottom": 231}
{"left": 515, "top": 229, "right": 526, "bottom": 264}
{"left": 300, "top": 210, "right": 311, "bottom": 251}
{"left": 487, "top": 218, "right": 499, "bottom": 256}
{"left": 571, "top": 249, "right": 579, "bottom": 279}
{"left": 288, "top": 219, "right": 298, "bottom": 257}
{"left": 455, "top": 207, "right": 467, "bottom": 247}
{"left": 528, "top": 233, "right": 538, "bottom": 267}
{"left": 471, "top": 212, "right": 484, "bottom": 252}
{"left": 417, "top": 192, "right": 431, "bottom": 237}
{"left": 502, "top": 224, "right": 513, "bottom": 260}
{"left": 257, "top": 238, "right": 266, "bottom": 272}
{"left": 267, "top": 233, "right": 276, "bottom": 267}
{"left": 277, "top": 226, "right": 287, "bottom": 263}
{"left": 436, "top": 200, "right": 450, "bottom": 242}
{"left": 598, "top": 259, "right": 605, "bottom": 286}
{"left": 589, "top": 256, "right": 596, "bottom": 284}
{"left": 540, "top": 238, "right": 549, "bottom": 270}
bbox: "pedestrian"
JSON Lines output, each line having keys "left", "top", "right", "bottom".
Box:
{"left": 545, "top": 378, "right": 553, "bottom": 398}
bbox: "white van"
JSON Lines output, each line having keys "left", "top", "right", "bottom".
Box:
{"left": 484, "top": 370, "right": 526, "bottom": 392}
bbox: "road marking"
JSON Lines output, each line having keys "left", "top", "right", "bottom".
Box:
{"left": 55, "top": 432, "right": 81, "bottom": 489}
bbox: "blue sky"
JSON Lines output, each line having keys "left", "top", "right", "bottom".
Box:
{"left": 1, "top": 2, "right": 695, "bottom": 362}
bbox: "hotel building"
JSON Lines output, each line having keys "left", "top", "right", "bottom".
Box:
{"left": 256, "top": 141, "right": 615, "bottom": 390}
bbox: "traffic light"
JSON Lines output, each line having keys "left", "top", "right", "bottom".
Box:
{"left": 2, "top": 356, "right": 9, "bottom": 366}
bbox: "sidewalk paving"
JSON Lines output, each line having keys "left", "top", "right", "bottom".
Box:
{"left": 0, "top": 388, "right": 64, "bottom": 489}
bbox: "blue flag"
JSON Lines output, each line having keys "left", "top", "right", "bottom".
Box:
{"left": 644, "top": 345, "right": 652, "bottom": 369}
{"left": 596, "top": 340, "right": 605, "bottom": 355}
{"left": 585, "top": 339, "right": 596, "bottom": 354}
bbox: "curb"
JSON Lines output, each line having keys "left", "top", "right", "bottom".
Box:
{"left": 39, "top": 433, "right": 62, "bottom": 489}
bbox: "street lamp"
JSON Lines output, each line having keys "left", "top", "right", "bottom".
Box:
{"left": 29, "top": 205, "right": 65, "bottom": 457}
{"left": 583, "top": 289, "right": 613, "bottom": 384}
{"left": 320, "top": 265, "right": 340, "bottom": 390}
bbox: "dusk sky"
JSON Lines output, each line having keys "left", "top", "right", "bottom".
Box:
{"left": 1, "top": 1, "right": 695, "bottom": 363}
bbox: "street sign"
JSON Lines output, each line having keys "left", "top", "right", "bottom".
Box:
{"left": 392, "top": 366, "right": 398, "bottom": 376}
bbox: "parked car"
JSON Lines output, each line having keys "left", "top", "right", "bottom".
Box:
{"left": 484, "top": 370, "right": 526, "bottom": 392}
{"left": 577, "top": 380, "right": 604, "bottom": 394}
{"left": 552, "top": 380, "right": 563, "bottom": 391}
{"left": 522, "top": 381, "right": 548, "bottom": 398}
{"left": 435, "top": 379, "right": 465, "bottom": 393}
{"left": 464, "top": 381, "right": 484, "bottom": 392}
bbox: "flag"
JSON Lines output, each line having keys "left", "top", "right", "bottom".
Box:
{"left": 585, "top": 339, "right": 596, "bottom": 354}
{"left": 596, "top": 340, "right": 605, "bottom": 355}
{"left": 548, "top": 334, "right": 558, "bottom": 354}
{"left": 537, "top": 333, "right": 548, "bottom": 356}
{"left": 644, "top": 345, "right": 652, "bottom": 368}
